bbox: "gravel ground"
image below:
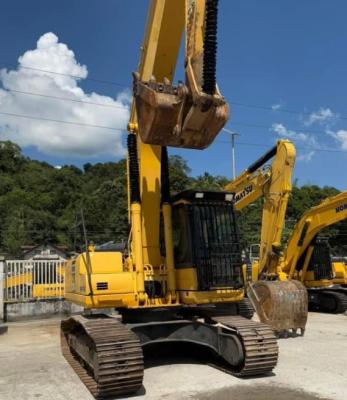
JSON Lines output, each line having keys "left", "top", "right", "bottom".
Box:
{"left": 0, "top": 312, "right": 346, "bottom": 400}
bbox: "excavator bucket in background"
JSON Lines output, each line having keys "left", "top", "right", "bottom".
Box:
{"left": 247, "top": 280, "right": 308, "bottom": 336}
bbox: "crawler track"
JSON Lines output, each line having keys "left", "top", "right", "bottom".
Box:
{"left": 310, "top": 290, "right": 347, "bottom": 314}
{"left": 211, "top": 315, "right": 279, "bottom": 376}
{"left": 237, "top": 298, "right": 255, "bottom": 319}
{"left": 61, "top": 316, "right": 144, "bottom": 399}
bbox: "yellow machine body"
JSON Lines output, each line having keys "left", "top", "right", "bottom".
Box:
{"left": 64, "top": 0, "right": 246, "bottom": 311}
{"left": 61, "top": 4, "right": 280, "bottom": 397}
{"left": 65, "top": 248, "right": 244, "bottom": 309}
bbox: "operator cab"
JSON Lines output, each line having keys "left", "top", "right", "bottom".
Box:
{"left": 171, "top": 190, "right": 244, "bottom": 291}
{"left": 298, "top": 236, "right": 334, "bottom": 281}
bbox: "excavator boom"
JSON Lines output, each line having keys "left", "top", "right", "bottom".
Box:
{"left": 225, "top": 140, "right": 308, "bottom": 335}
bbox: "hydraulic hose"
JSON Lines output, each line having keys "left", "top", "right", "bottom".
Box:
{"left": 202, "top": 0, "right": 219, "bottom": 95}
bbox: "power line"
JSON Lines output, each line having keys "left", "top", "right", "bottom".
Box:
{"left": 215, "top": 139, "right": 347, "bottom": 154}
{"left": 6, "top": 88, "right": 130, "bottom": 110}
{"left": 0, "top": 110, "right": 126, "bottom": 131}
{"left": 0, "top": 109, "right": 346, "bottom": 153}
{"left": 226, "top": 121, "right": 341, "bottom": 137}
{"left": 1, "top": 62, "right": 347, "bottom": 122}
{"left": 0, "top": 108, "right": 340, "bottom": 137}
{"left": 0, "top": 62, "right": 128, "bottom": 88}
{"left": 230, "top": 101, "right": 347, "bottom": 121}
{"left": 0, "top": 109, "right": 346, "bottom": 154}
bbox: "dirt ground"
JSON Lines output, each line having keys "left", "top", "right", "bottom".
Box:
{"left": 0, "top": 312, "right": 346, "bottom": 400}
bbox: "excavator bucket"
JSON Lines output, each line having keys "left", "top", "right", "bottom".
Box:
{"left": 247, "top": 280, "right": 308, "bottom": 336}
{"left": 132, "top": 73, "right": 229, "bottom": 149}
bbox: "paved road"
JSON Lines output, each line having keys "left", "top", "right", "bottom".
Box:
{"left": 0, "top": 312, "right": 346, "bottom": 400}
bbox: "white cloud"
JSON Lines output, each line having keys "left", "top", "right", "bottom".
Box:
{"left": 272, "top": 123, "right": 317, "bottom": 146}
{"left": 0, "top": 32, "right": 129, "bottom": 158}
{"left": 272, "top": 122, "right": 318, "bottom": 162}
{"left": 297, "top": 151, "right": 315, "bottom": 163}
{"left": 271, "top": 104, "right": 281, "bottom": 111}
{"left": 305, "top": 107, "right": 337, "bottom": 126}
{"left": 328, "top": 129, "right": 347, "bottom": 151}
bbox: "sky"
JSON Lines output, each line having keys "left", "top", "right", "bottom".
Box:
{"left": 1, "top": 0, "right": 347, "bottom": 188}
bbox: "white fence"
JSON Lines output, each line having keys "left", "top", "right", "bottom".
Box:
{"left": 4, "top": 260, "right": 65, "bottom": 303}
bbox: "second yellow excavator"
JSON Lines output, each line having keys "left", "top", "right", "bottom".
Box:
{"left": 281, "top": 194, "right": 347, "bottom": 313}
{"left": 225, "top": 140, "right": 308, "bottom": 335}
{"left": 226, "top": 140, "right": 347, "bottom": 328}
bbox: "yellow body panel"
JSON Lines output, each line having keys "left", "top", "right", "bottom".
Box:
{"left": 175, "top": 268, "right": 243, "bottom": 304}
{"left": 65, "top": 251, "right": 244, "bottom": 309}
{"left": 242, "top": 262, "right": 259, "bottom": 283}
{"left": 180, "top": 289, "right": 244, "bottom": 305}
{"left": 65, "top": 252, "right": 136, "bottom": 302}
{"left": 332, "top": 262, "right": 347, "bottom": 285}
{"left": 303, "top": 276, "right": 333, "bottom": 288}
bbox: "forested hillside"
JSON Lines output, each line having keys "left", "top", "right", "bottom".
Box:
{"left": 0, "top": 140, "right": 346, "bottom": 257}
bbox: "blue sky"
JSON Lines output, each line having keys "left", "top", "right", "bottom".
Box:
{"left": 1, "top": 0, "right": 347, "bottom": 188}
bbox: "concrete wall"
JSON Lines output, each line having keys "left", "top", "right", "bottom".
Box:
{"left": 5, "top": 299, "right": 83, "bottom": 322}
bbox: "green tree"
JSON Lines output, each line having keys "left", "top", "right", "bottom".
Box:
{"left": 168, "top": 155, "right": 192, "bottom": 193}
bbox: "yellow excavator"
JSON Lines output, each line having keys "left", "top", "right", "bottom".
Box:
{"left": 225, "top": 140, "right": 308, "bottom": 335}
{"left": 61, "top": 1, "right": 278, "bottom": 398}
{"left": 226, "top": 140, "right": 347, "bottom": 319}
{"left": 281, "top": 194, "right": 347, "bottom": 313}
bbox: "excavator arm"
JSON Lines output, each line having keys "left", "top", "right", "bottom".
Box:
{"left": 225, "top": 140, "right": 308, "bottom": 335}
{"left": 130, "top": 0, "right": 228, "bottom": 150}
{"left": 225, "top": 139, "right": 295, "bottom": 275}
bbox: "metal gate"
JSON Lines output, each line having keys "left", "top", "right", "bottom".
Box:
{"left": 4, "top": 260, "right": 65, "bottom": 303}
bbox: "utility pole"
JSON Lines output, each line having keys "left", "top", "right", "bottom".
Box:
{"left": 223, "top": 128, "right": 240, "bottom": 180}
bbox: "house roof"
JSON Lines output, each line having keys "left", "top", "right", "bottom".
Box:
{"left": 21, "top": 243, "right": 69, "bottom": 257}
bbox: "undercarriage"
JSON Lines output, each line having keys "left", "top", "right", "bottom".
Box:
{"left": 308, "top": 286, "right": 347, "bottom": 314}
{"left": 61, "top": 306, "right": 278, "bottom": 399}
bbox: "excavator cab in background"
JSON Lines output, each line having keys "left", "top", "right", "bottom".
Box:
{"left": 225, "top": 140, "right": 308, "bottom": 336}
